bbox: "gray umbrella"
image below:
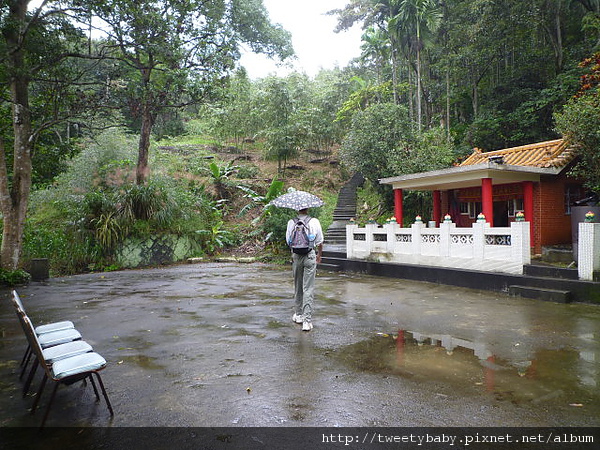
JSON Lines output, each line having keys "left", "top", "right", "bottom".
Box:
{"left": 269, "top": 189, "right": 324, "bottom": 210}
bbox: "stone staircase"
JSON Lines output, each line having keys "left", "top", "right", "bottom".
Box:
{"left": 319, "top": 173, "right": 364, "bottom": 270}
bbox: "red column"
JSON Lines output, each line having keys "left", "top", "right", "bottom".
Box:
{"left": 482, "top": 178, "right": 493, "bottom": 226}
{"left": 394, "top": 188, "right": 403, "bottom": 226}
{"left": 523, "top": 181, "right": 534, "bottom": 247}
{"left": 433, "top": 190, "right": 441, "bottom": 225}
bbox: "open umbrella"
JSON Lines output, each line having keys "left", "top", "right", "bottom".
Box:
{"left": 268, "top": 189, "right": 324, "bottom": 211}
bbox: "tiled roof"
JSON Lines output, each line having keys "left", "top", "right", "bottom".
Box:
{"left": 459, "top": 139, "right": 577, "bottom": 169}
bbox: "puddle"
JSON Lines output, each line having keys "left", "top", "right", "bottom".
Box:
{"left": 336, "top": 330, "right": 600, "bottom": 413}
{"left": 120, "top": 354, "right": 165, "bottom": 370}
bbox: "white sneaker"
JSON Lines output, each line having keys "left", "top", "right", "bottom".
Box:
{"left": 302, "top": 321, "right": 313, "bottom": 332}
{"left": 292, "top": 313, "right": 304, "bottom": 324}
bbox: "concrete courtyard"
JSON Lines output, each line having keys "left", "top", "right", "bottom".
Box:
{"left": 1, "top": 262, "right": 599, "bottom": 432}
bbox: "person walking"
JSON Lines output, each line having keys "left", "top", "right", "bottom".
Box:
{"left": 286, "top": 207, "right": 324, "bottom": 331}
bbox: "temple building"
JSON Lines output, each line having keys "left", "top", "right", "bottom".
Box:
{"left": 380, "top": 139, "right": 584, "bottom": 254}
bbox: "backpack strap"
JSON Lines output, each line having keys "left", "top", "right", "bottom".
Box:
{"left": 293, "top": 216, "right": 311, "bottom": 225}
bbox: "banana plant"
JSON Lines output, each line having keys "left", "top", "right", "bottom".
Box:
{"left": 196, "top": 220, "right": 235, "bottom": 255}
{"left": 237, "top": 178, "right": 285, "bottom": 221}
{"left": 206, "top": 161, "right": 239, "bottom": 199}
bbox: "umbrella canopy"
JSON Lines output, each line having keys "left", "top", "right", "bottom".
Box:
{"left": 269, "top": 189, "right": 324, "bottom": 211}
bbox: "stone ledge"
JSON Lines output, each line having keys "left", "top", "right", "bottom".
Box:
{"left": 509, "top": 285, "right": 572, "bottom": 303}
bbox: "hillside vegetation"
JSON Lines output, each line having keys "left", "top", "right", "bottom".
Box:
{"left": 22, "top": 127, "right": 346, "bottom": 276}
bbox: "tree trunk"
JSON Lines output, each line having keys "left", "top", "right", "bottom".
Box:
{"left": 542, "top": 0, "right": 564, "bottom": 73}
{"left": 553, "top": 1, "right": 563, "bottom": 71}
{"left": 136, "top": 103, "right": 155, "bottom": 185}
{"left": 446, "top": 67, "right": 451, "bottom": 138}
{"left": 0, "top": 0, "right": 34, "bottom": 270}
{"left": 472, "top": 82, "right": 478, "bottom": 118}
{"left": 416, "top": 45, "right": 422, "bottom": 131}
{"left": 391, "top": 43, "right": 400, "bottom": 105}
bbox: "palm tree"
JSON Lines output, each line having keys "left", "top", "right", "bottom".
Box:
{"left": 395, "top": 0, "right": 442, "bottom": 130}
{"left": 360, "top": 27, "right": 391, "bottom": 86}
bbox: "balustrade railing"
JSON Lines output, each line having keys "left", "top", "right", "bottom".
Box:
{"left": 346, "top": 219, "right": 531, "bottom": 274}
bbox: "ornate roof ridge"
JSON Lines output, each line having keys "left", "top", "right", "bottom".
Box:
{"left": 459, "top": 139, "right": 576, "bottom": 168}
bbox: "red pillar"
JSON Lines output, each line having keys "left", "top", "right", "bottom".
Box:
{"left": 394, "top": 188, "right": 403, "bottom": 226}
{"left": 523, "top": 181, "right": 534, "bottom": 248}
{"left": 433, "top": 190, "right": 441, "bottom": 225}
{"left": 482, "top": 178, "right": 493, "bottom": 226}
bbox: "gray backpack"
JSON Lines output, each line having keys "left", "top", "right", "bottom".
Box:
{"left": 290, "top": 217, "right": 312, "bottom": 254}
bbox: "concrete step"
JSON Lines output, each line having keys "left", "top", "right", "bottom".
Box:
{"left": 523, "top": 264, "right": 579, "bottom": 280}
{"left": 318, "top": 262, "right": 342, "bottom": 271}
{"left": 334, "top": 208, "right": 357, "bottom": 213}
{"left": 322, "top": 250, "right": 346, "bottom": 258}
{"left": 509, "top": 285, "right": 572, "bottom": 303}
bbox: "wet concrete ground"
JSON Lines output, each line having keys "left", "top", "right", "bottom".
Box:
{"left": 1, "top": 262, "right": 599, "bottom": 428}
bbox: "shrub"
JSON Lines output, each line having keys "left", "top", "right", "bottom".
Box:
{"left": 0, "top": 268, "right": 31, "bottom": 286}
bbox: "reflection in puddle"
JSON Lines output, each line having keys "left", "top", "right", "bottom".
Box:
{"left": 337, "top": 331, "right": 599, "bottom": 413}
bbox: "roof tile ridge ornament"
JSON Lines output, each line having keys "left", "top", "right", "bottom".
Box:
{"left": 459, "top": 147, "right": 484, "bottom": 165}
{"left": 538, "top": 139, "right": 575, "bottom": 168}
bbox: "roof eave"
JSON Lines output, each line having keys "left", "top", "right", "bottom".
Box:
{"left": 379, "top": 163, "right": 565, "bottom": 191}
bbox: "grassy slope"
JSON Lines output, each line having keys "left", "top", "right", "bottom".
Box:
{"left": 154, "top": 134, "right": 348, "bottom": 255}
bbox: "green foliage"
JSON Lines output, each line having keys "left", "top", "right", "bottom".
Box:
{"left": 25, "top": 175, "right": 224, "bottom": 273}
{"left": 53, "top": 129, "right": 138, "bottom": 192}
{"left": 316, "top": 190, "right": 338, "bottom": 234}
{"left": 235, "top": 164, "right": 259, "bottom": 179}
{"left": 23, "top": 127, "right": 227, "bottom": 274}
{"left": 336, "top": 78, "right": 393, "bottom": 123}
{"left": 261, "top": 207, "right": 296, "bottom": 251}
{"left": 255, "top": 76, "right": 304, "bottom": 175}
{"left": 332, "top": 0, "right": 595, "bottom": 150}
{"left": 555, "top": 64, "right": 600, "bottom": 193}
{"left": 0, "top": 268, "right": 31, "bottom": 286}
{"left": 237, "top": 178, "right": 285, "bottom": 219}
{"left": 389, "top": 126, "right": 457, "bottom": 174}
{"left": 355, "top": 181, "right": 394, "bottom": 225}
{"left": 196, "top": 220, "right": 237, "bottom": 255}
{"left": 85, "top": 0, "right": 293, "bottom": 184}
{"left": 205, "top": 161, "right": 240, "bottom": 199}
{"left": 341, "top": 102, "right": 413, "bottom": 182}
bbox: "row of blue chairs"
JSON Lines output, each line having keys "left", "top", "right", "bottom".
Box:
{"left": 10, "top": 290, "right": 113, "bottom": 428}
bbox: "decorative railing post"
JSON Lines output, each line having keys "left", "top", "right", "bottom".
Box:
{"left": 411, "top": 216, "right": 424, "bottom": 255}
{"left": 346, "top": 221, "right": 357, "bottom": 259}
{"left": 510, "top": 221, "right": 531, "bottom": 266}
{"left": 385, "top": 218, "right": 398, "bottom": 254}
{"left": 439, "top": 214, "right": 454, "bottom": 257}
{"left": 472, "top": 215, "right": 487, "bottom": 259}
{"left": 578, "top": 222, "right": 600, "bottom": 281}
{"left": 365, "top": 221, "right": 377, "bottom": 256}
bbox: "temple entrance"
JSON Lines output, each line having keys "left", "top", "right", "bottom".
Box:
{"left": 493, "top": 200, "right": 509, "bottom": 227}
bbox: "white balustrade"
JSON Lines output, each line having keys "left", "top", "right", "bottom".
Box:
{"left": 347, "top": 219, "right": 531, "bottom": 274}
